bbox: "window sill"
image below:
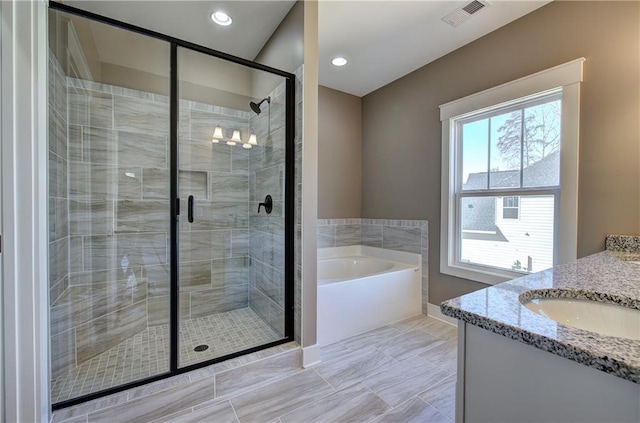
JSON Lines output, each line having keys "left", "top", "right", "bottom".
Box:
{"left": 440, "top": 262, "right": 525, "bottom": 285}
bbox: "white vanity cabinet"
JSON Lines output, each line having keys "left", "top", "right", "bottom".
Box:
{"left": 455, "top": 323, "right": 640, "bottom": 423}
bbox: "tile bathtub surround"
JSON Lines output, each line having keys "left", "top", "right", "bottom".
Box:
{"left": 317, "top": 218, "right": 429, "bottom": 312}
{"left": 441, "top": 250, "right": 640, "bottom": 384}
{"left": 605, "top": 234, "right": 640, "bottom": 253}
{"left": 52, "top": 314, "right": 456, "bottom": 423}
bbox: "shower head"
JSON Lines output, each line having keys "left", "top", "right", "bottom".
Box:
{"left": 249, "top": 96, "right": 271, "bottom": 115}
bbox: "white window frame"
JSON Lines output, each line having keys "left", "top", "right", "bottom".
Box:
{"left": 440, "top": 58, "right": 584, "bottom": 285}
{"left": 502, "top": 196, "right": 520, "bottom": 220}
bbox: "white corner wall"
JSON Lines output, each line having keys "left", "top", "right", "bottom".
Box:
{"left": 301, "top": 0, "right": 319, "bottom": 350}
{"left": 1, "top": 0, "right": 51, "bottom": 421}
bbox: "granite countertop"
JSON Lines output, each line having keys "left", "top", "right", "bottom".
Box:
{"left": 440, "top": 235, "right": 640, "bottom": 385}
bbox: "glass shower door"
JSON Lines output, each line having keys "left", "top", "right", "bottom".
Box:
{"left": 48, "top": 8, "right": 172, "bottom": 404}
{"left": 49, "top": 3, "right": 293, "bottom": 407}
{"left": 176, "top": 47, "right": 288, "bottom": 368}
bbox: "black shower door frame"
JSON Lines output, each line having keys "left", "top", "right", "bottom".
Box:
{"left": 50, "top": 1, "right": 295, "bottom": 410}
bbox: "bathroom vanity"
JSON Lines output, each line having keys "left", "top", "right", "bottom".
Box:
{"left": 441, "top": 236, "right": 640, "bottom": 423}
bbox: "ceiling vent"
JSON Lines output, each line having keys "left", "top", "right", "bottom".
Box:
{"left": 442, "top": 1, "right": 489, "bottom": 28}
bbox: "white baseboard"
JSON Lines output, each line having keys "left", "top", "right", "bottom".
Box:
{"left": 427, "top": 303, "right": 458, "bottom": 326}
{"left": 302, "top": 344, "right": 321, "bottom": 368}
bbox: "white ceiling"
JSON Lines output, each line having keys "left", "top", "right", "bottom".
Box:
{"left": 65, "top": 1, "right": 296, "bottom": 61}
{"left": 319, "top": 0, "right": 551, "bottom": 97}
{"left": 62, "top": 0, "right": 551, "bottom": 98}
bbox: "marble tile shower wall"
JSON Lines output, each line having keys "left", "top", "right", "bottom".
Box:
{"left": 173, "top": 98, "right": 251, "bottom": 327}
{"left": 49, "top": 51, "right": 71, "bottom": 380}
{"left": 51, "top": 74, "right": 255, "bottom": 379}
{"left": 317, "top": 218, "right": 429, "bottom": 313}
{"left": 248, "top": 81, "right": 287, "bottom": 337}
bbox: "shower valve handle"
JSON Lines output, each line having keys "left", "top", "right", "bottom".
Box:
{"left": 258, "top": 195, "right": 273, "bottom": 214}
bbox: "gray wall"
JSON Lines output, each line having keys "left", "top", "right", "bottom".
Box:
{"left": 254, "top": 1, "right": 303, "bottom": 74}
{"left": 318, "top": 86, "right": 362, "bottom": 219}
{"left": 361, "top": 1, "right": 640, "bottom": 304}
{"left": 252, "top": 1, "right": 303, "bottom": 98}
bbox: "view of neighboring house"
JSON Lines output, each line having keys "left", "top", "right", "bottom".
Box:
{"left": 461, "top": 151, "right": 558, "bottom": 273}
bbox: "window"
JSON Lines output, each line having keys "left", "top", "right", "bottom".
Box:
{"left": 440, "top": 59, "right": 583, "bottom": 285}
{"left": 502, "top": 196, "right": 519, "bottom": 219}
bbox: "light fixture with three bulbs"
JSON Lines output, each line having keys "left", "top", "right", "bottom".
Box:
{"left": 212, "top": 127, "right": 258, "bottom": 149}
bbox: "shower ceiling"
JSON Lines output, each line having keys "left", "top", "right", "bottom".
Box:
{"left": 64, "top": 0, "right": 296, "bottom": 60}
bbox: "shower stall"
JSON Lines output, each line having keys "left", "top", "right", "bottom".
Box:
{"left": 48, "top": 3, "right": 294, "bottom": 407}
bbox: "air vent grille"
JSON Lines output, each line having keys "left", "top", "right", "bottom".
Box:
{"left": 442, "top": 1, "right": 489, "bottom": 28}
{"left": 463, "top": 0, "right": 486, "bottom": 15}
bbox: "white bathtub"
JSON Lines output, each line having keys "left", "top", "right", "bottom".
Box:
{"left": 317, "top": 245, "right": 422, "bottom": 346}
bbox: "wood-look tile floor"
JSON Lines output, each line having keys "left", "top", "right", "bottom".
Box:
{"left": 52, "top": 314, "right": 457, "bottom": 423}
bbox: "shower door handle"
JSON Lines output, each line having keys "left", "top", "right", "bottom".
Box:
{"left": 188, "top": 195, "right": 194, "bottom": 223}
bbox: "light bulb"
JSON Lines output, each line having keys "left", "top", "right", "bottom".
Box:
{"left": 331, "top": 57, "right": 348, "bottom": 67}
{"left": 211, "top": 11, "right": 232, "bottom": 26}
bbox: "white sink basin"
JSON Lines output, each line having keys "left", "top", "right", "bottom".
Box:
{"left": 523, "top": 297, "right": 640, "bottom": 340}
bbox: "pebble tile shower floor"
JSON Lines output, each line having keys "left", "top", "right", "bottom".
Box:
{"left": 52, "top": 308, "right": 280, "bottom": 403}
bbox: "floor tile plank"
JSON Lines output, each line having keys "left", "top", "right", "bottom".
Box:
{"left": 377, "top": 329, "right": 444, "bottom": 361}
{"left": 315, "top": 347, "right": 397, "bottom": 390}
{"left": 363, "top": 355, "right": 454, "bottom": 407}
{"left": 230, "top": 369, "right": 334, "bottom": 423}
{"left": 375, "top": 397, "right": 452, "bottom": 423}
{"left": 419, "top": 374, "right": 456, "bottom": 420}
{"left": 280, "top": 383, "right": 390, "bottom": 423}
{"left": 163, "top": 400, "right": 238, "bottom": 423}
{"left": 88, "top": 377, "right": 214, "bottom": 423}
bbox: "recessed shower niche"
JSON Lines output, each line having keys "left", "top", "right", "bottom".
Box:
{"left": 48, "top": 3, "right": 294, "bottom": 407}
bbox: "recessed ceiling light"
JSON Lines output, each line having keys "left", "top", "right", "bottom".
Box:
{"left": 211, "top": 11, "right": 232, "bottom": 26}
{"left": 331, "top": 57, "right": 348, "bottom": 67}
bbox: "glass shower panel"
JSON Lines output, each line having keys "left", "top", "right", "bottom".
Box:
{"left": 48, "top": 9, "right": 171, "bottom": 403}
{"left": 177, "top": 47, "right": 287, "bottom": 367}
